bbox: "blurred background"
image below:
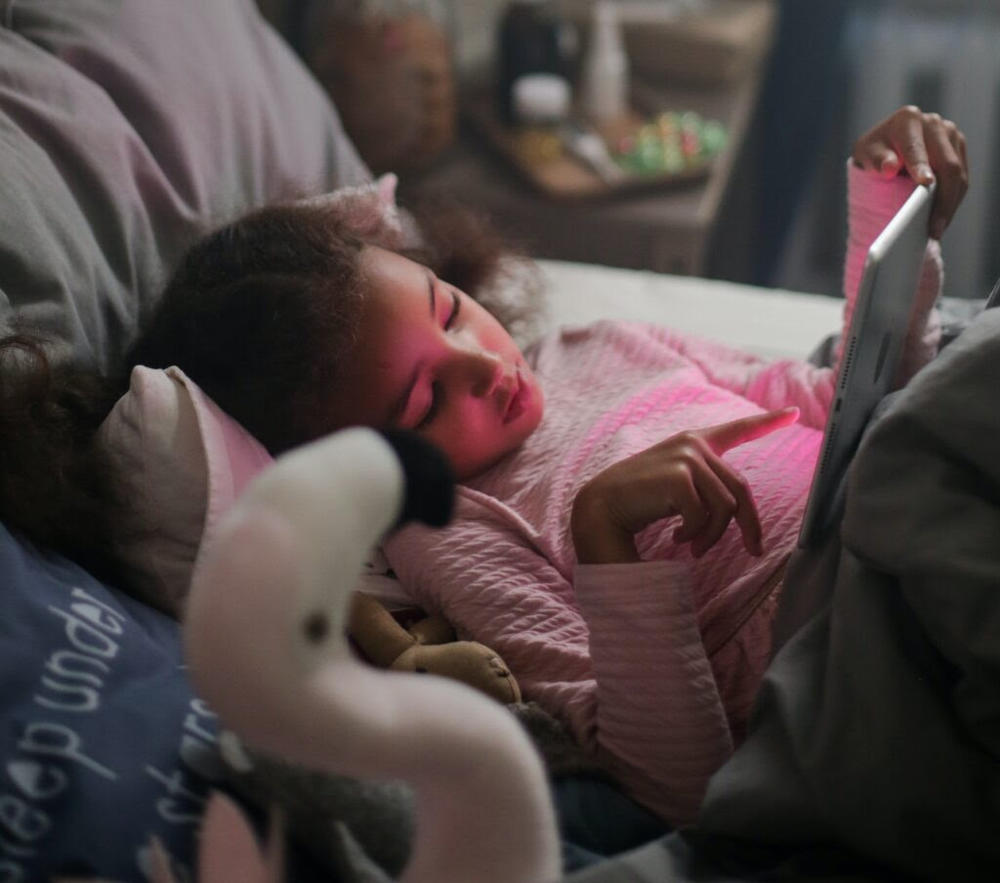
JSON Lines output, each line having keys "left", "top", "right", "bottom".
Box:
{"left": 258, "top": 0, "right": 999, "bottom": 303}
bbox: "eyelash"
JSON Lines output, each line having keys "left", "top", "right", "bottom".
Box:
{"left": 444, "top": 290, "right": 460, "bottom": 330}
{"left": 416, "top": 292, "right": 459, "bottom": 429}
{"left": 417, "top": 382, "right": 443, "bottom": 429}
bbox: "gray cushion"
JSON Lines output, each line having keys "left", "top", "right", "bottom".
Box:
{"left": 0, "top": 0, "right": 370, "bottom": 371}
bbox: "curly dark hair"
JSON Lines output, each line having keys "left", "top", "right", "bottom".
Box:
{"left": 127, "top": 202, "right": 368, "bottom": 454}
{"left": 127, "top": 195, "right": 540, "bottom": 454}
{"left": 0, "top": 334, "right": 125, "bottom": 582}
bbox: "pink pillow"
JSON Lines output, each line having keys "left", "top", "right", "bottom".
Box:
{"left": 98, "top": 366, "right": 274, "bottom": 615}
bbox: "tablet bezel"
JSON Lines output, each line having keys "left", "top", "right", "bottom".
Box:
{"left": 797, "top": 181, "right": 935, "bottom": 548}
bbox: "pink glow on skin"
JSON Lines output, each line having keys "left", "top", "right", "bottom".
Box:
{"left": 329, "top": 246, "right": 545, "bottom": 480}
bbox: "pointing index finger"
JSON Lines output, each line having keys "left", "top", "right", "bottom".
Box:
{"left": 698, "top": 407, "right": 800, "bottom": 455}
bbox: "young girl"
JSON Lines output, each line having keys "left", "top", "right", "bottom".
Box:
{"left": 371, "top": 108, "right": 966, "bottom": 825}
{"left": 0, "top": 106, "right": 968, "bottom": 826}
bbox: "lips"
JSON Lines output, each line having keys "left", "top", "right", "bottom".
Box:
{"left": 502, "top": 371, "right": 529, "bottom": 424}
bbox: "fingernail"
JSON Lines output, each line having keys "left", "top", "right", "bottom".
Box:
{"left": 917, "top": 165, "right": 935, "bottom": 184}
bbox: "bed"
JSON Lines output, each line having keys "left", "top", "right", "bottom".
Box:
{"left": 539, "top": 260, "right": 840, "bottom": 361}
{"left": 3, "top": 1, "right": 997, "bottom": 881}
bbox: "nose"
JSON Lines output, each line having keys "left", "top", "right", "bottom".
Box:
{"left": 446, "top": 343, "right": 504, "bottom": 398}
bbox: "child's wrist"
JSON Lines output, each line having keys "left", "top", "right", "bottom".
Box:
{"left": 570, "top": 488, "right": 639, "bottom": 565}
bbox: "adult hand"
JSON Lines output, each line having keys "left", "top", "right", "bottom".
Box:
{"left": 852, "top": 105, "right": 969, "bottom": 240}
{"left": 570, "top": 408, "right": 799, "bottom": 565}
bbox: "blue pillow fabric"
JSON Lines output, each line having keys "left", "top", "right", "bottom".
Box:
{"left": 0, "top": 523, "right": 224, "bottom": 881}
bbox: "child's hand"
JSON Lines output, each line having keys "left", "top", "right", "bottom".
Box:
{"left": 570, "top": 408, "right": 799, "bottom": 565}
{"left": 852, "top": 105, "right": 969, "bottom": 240}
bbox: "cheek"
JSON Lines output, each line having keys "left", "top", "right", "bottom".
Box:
{"left": 518, "top": 373, "right": 545, "bottom": 434}
{"left": 469, "top": 308, "right": 518, "bottom": 353}
{"left": 528, "top": 403, "right": 545, "bottom": 438}
{"left": 423, "top": 414, "right": 500, "bottom": 479}
{"left": 511, "top": 407, "right": 543, "bottom": 452}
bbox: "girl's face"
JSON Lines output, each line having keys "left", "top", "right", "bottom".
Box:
{"left": 331, "top": 246, "right": 544, "bottom": 480}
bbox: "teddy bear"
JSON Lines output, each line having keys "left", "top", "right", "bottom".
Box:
{"left": 348, "top": 591, "right": 521, "bottom": 704}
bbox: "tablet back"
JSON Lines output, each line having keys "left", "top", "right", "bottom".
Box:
{"left": 797, "top": 182, "right": 935, "bottom": 548}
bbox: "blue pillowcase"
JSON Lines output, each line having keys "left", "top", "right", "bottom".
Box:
{"left": 0, "top": 523, "right": 222, "bottom": 881}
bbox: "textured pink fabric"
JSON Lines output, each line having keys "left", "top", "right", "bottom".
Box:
{"left": 383, "top": 165, "right": 944, "bottom": 824}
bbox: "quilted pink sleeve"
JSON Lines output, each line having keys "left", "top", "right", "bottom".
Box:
{"left": 840, "top": 161, "right": 942, "bottom": 382}
{"left": 575, "top": 560, "right": 733, "bottom": 824}
{"left": 385, "top": 506, "right": 733, "bottom": 825}
{"left": 382, "top": 501, "right": 598, "bottom": 750}
{"left": 653, "top": 163, "right": 943, "bottom": 429}
{"left": 657, "top": 331, "right": 836, "bottom": 430}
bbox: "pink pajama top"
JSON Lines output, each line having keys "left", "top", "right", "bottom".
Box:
{"left": 383, "top": 165, "right": 943, "bottom": 824}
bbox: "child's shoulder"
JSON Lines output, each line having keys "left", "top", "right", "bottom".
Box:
{"left": 527, "top": 318, "right": 680, "bottom": 360}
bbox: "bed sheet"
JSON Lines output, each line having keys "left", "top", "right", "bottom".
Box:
{"left": 538, "top": 260, "right": 843, "bottom": 362}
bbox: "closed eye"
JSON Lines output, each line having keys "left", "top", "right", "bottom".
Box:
{"left": 416, "top": 381, "right": 443, "bottom": 430}
{"left": 444, "top": 290, "right": 460, "bottom": 330}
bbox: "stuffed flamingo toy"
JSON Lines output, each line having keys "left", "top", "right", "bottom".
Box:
{"left": 181, "top": 428, "right": 561, "bottom": 883}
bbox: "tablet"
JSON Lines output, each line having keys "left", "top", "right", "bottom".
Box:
{"left": 985, "top": 274, "right": 1000, "bottom": 310}
{"left": 797, "top": 181, "right": 935, "bottom": 548}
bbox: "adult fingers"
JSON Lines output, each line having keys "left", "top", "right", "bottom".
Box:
{"left": 697, "top": 407, "right": 799, "bottom": 456}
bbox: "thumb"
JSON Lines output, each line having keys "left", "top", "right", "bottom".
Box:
{"left": 699, "top": 407, "right": 799, "bottom": 455}
{"left": 878, "top": 148, "right": 902, "bottom": 179}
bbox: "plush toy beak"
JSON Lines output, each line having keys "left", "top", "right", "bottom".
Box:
{"left": 379, "top": 429, "right": 455, "bottom": 530}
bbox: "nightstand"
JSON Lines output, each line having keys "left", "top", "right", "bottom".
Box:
{"left": 401, "top": 3, "right": 775, "bottom": 277}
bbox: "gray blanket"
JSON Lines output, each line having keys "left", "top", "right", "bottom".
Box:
{"left": 568, "top": 307, "right": 1000, "bottom": 882}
